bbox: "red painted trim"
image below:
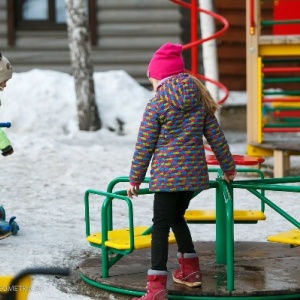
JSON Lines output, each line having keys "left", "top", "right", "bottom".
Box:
{"left": 263, "top": 128, "right": 300, "bottom": 132}
{"left": 190, "top": 0, "right": 198, "bottom": 74}
{"left": 263, "top": 67, "right": 300, "bottom": 73}
{"left": 249, "top": 0, "right": 255, "bottom": 35}
{"left": 206, "top": 154, "right": 265, "bottom": 166}
{"left": 272, "top": 111, "right": 300, "bottom": 117}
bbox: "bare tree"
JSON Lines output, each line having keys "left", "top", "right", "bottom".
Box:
{"left": 65, "top": 0, "right": 101, "bottom": 131}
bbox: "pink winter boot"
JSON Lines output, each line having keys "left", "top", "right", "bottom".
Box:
{"left": 172, "top": 253, "right": 202, "bottom": 287}
{"left": 132, "top": 270, "right": 168, "bottom": 300}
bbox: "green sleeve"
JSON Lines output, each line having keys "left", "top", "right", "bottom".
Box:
{"left": 0, "top": 128, "right": 11, "bottom": 150}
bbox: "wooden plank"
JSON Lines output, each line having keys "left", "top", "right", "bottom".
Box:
{"left": 98, "top": 0, "right": 177, "bottom": 9}
{"left": 0, "top": 26, "right": 6, "bottom": 35}
{"left": 12, "top": 65, "right": 72, "bottom": 74}
{"left": 217, "top": 45, "right": 246, "bottom": 59}
{"left": 259, "top": 35, "right": 300, "bottom": 45}
{"left": 98, "top": 23, "right": 180, "bottom": 36}
{"left": 98, "top": 9, "right": 180, "bottom": 23}
{"left": 217, "top": 28, "right": 246, "bottom": 42}
{"left": 219, "top": 62, "right": 246, "bottom": 74}
{"left": 215, "top": 0, "right": 245, "bottom": 9}
{"left": 14, "top": 32, "right": 68, "bottom": 49}
{"left": 0, "top": 10, "right": 6, "bottom": 19}
{"left": 215, "top": 12, "right": 246, "bottom": 27}
{"left": 0, "top": 49, "right": 155, "bottom": 62}
{"left": 273, "top": 150, "right": 290, "bottom": 177}
{"left": 218, "top": 76, "right": 246, "bottom": 91}
{"left": 250, "top": 142, "right": 300, "bottom": 152}
{"left": 92, "top": 37, "right": 182, "bottom": 49}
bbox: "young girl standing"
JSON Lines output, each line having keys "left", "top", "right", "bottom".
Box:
{"left": 127, "top": 43, "right": 236, "bottom": 300}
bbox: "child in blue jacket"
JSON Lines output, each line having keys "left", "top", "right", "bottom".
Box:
{"left": 127, "top": 43, "right": 236, "bottom": 300}
{"left": 0, "top": 52, "right": 13, "bottom": 157}
{"left": 0, "top": 52, "right": 14, "bottom": 240}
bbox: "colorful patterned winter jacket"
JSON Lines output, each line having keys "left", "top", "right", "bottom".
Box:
{"left": 129, "top": 73, "right": 236, "bottom": 192}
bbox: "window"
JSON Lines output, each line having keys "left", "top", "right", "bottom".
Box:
{"left": 8, "top": 0, "right": 97, "bottom": 46}
{"left": 15, "top": 0, "right": 67, "bottom": 30}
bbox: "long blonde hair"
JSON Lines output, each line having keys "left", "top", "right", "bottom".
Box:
{"left": 190, "top": 75, "right": 220, "bottom": 115}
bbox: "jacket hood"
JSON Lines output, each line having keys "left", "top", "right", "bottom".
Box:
{"left": 157, "top": 73, "right": 199, "bottom": 111}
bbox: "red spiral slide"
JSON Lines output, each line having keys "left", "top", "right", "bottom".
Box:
{"left": 169, "top": 0, "right": 229, "bottom": 106}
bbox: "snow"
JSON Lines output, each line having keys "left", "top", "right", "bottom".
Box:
{"left": 0, "top": 69, "right": 299, "bottom": 299}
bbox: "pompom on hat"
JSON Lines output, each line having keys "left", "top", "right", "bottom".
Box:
{"left": 147, "top": 43, "right": 185, "bottom": 80}
{"left": 0, "top": 53, "right": 13, "bottom": 84}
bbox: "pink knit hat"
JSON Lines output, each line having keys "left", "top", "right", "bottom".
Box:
{"left": 147, "top": 43, "right": 184, "bottom": 80}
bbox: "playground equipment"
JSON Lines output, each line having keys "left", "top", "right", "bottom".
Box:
{"left": 81, "top": 158, "right": 300, "bottom": 298}
{"left": 184, "top": 155, "right": 266, "bottom": 224}
{"left": 80, "top": 0, "right": 300, "bottom": 298}
{"left": 246, "top": 0, "right": 300, "bottom": 177}
{"left": 0, "top": 267, "right": 70, "bottom": 300}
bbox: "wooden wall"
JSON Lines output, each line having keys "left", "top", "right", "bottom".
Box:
{"left": 214, "top": 0, "right": 247, "bottom": 91}
{"left": 94, "top": 0, "right": 181, "bottom": 85}
{"left": 214, "top": 0, "right": 273, "bottom": 91}
{"left": 0, "top": 0, "right": 181, "bottom": 86}
{"left": 0, "top": 0, "right": 280, "bottom": 91}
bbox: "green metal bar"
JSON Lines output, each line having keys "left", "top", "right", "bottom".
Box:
{"left": 220, "top": 180, "right": 234, "bottom": 292}
{"left": 261, "top": 19, "right": 300, "bottom": 26}
{"left": 211, "top": 168, "right": 265, "bottom": 212}
{"left": 105, "top": 177, "right": 151, "bottom": 230}
{"left": 101, "top": 191, "right": 134, "bottom": 250}
{"left": 215, "top": 180, "right": 226, "bottom": 265}
{"left": 235, "top": 168, "right": 265, "bottom": 211}
{"left": 101, "top": 193, "right": 134, "bottom": 278}
{"left": 81, "top": 274, "right": 300, "bottom": 299}
{"left": 84, "top": 190, "right": 91, "bottom": 237}
{"left": 263, "top": 77, "right": 300, "bottom": 84}
{"left": 264, "top": 90, "right": 300, "bottom": 96}
{"left": 115, "top": 188, "right": 153, "bottom": 196}
{"left": 264, "top": 106, "right": 300, "bottom": 111}
{"left": 106, "top": 176, "right": 151, "bottom": 193}
{"left": 264, "top": 123, "right": 300, "bottom": 128}
{"left": 107, "top": 253, "right": 124, "bottom": 269}
{"left": 233, "top": 176, "right": 300, "bottom": 185}
{"left": 140, "top": 226, "right": 153, "bottom": 235}
{"left": 233, "top": 182, "right": 300, "bottom": 193}
{"left": 281, "top": 118, "right": 300, "bottom": 122}
{"left": 248, "top": 189, "right": 300, "bottom": 229}
{"left": 84, "top": 189, "right": 134, "bottom": 278}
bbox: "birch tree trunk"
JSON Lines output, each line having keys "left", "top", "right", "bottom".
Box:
{"left": 65, "top": 0, "right": 101, "bottom": 131}
{"left": 199, "top": 0, "right": 220, "bottom": 121}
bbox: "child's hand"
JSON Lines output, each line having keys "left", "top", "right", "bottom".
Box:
{"left": 127, "top": 184, "right": 139, "bottom": 199}
{"left": 223, "top": 171, "right": 236, "bottom": 183}
{"left": 2, "top": 145, "right": 13, "bottom": 156}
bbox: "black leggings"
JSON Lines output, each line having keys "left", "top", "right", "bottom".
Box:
{"left": 151, "top": 191, "right": 196, "bottom": 271}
